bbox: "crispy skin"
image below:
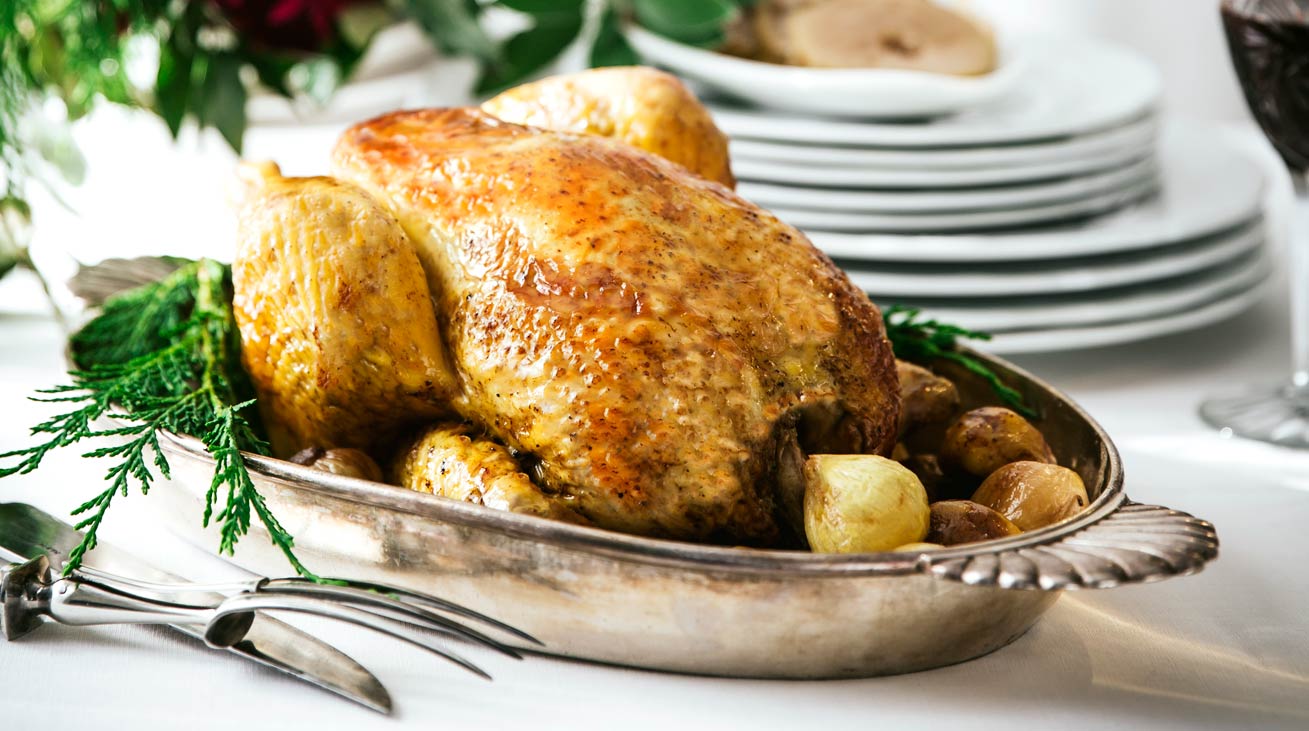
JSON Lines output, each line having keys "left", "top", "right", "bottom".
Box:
{"left": 392, "top": 422, "right": 588, "bottom": 524}
{"left": 480, "top": 67, "right": 735, "bottom": 188}
{"left": 232, "top": 162, "right": 456, "bottom": 456}
{"left": 331, "top": 109, "right": 898, "bottom": 544}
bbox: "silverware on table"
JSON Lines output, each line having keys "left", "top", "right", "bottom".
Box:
{"left": 0, "top": 502, "right": 537, "bottom": 710}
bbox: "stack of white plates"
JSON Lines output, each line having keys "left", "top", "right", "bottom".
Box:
{"left": 815, "top": 121, "right": 1272, "bottom": 353}
{"left": 686, "top": 38, "right": 1272, "bottom": 353}
{"left": 712, "top": 37, "right": 1164, "bottom": 234}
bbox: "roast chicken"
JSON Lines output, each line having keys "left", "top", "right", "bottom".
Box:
{"left": 232, "top": 68, "right": 899, "bottom": 546}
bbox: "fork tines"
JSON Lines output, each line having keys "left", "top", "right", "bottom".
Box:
{"left": 264, "top": 578, "right": 544, "bottom": 647}
{"left": 254, "top": 580, "right": 527, "bottom": 659}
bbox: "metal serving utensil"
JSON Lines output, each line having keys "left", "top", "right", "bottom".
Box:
{"left": 1, "top": 553, "right": 541, "bottom": 681}
{"left": 0, "top": 502, "right": 394, "bottom": 713}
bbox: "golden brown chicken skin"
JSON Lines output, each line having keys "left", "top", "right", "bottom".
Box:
{"left": 391, "top": 422, "right": 589, "bottom": 525}
{"left": 330, "top": 108, "right": 898, "bottom": 545}
{"left": 232, "top": 162, "right": 456, "bottom": 455}
{"left": 480, "top": 66, "right": 735, "bottom": 188}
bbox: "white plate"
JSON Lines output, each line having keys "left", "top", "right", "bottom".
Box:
{"left": 624, "top": 24, "right": 1026, "bottom": 119}
{"left": 733, "top": 138, "right": 1153, "bottom": 189}
{"left": 806, "top": 122, "right": 1264, "bottom": 261}
{"left": 769, "top": 175, "right": 1157, "bottom": 233}
{"left": 708, "top": 37, "right": 1159, "bottom": 147}
{"left": 842, "top": 221, "right": 1264, "bottom": 297}
{"left": 740, "top": 156, "right": 1156, "bottom": 212}
{"left": 980, "top": 276, "right": 1270, "bottom": 354}
{"left": 880, "top": 250, "right": 1269, "bottom": 333}
{"left": 727, "top": 116, "right": 1158, "bottom": 171}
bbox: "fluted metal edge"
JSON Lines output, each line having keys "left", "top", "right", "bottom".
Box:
{"left": 925, "top": 497, "right": 1219, "bottom": 590}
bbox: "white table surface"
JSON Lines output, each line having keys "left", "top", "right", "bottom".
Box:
{"left": 2, "top": 123, "right": 1308, "bottom": 730}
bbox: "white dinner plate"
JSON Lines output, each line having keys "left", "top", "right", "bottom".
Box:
{"left": 841, "top": 220, "right": 1264, "bottom": 298}
{"left": 726, "top": 116, "right": 1158, "bottom": 171}
{"left": 980, "top": 277, "right": 1270, "bottom": 354}
{"left": 878, "top": 249, "right": 1269, "bottom": 333}
{"left": 805, "top": 122, "right": 1264, "bottom": 261}
{"left": 740, "top": 156, "right": 1156, "bottom": 213}
{"left": 624, "top": 23, "right": 1027, "bottom": 119}
{"left": 769, "top": 175, "right": 1157, "bottom": 233}
{"left": 708, "top": 37, "right": 1159, "bottom": 147}
{"left": 733, "top": 138, "right": 1153, "bottom": 190}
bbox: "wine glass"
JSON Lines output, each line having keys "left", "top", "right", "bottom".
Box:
{"left": 1200, "top": 0, "right": 1309, "bottom": 446}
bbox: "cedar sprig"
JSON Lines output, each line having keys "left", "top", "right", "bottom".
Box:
{"left": 0, "top": 258, "right": 318, "bottom": 578}
{"left": 883, "top": 304, "right": 1037, "bottom": 418}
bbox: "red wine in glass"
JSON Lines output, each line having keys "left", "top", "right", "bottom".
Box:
{"left": 1224, "top": 1, "right": 1309, "bottom": 169}
{"left": 1202, "top": 0, "right": 1309, "bottom": 446}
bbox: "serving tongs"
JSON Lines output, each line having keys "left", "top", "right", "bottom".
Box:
{"left": 1, "top": 553, "right": 540, "bottom": 680}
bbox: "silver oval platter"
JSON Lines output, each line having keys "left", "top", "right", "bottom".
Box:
{"left": 132, "top": 348, "right": 1218, "bottom": 679}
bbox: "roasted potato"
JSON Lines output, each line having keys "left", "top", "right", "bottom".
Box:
{"left": 926, "top": 500, "right": 1021, "bottom": 546}
{"left": 896, "top": 360, "right": 960, "bottom": 437}
{"left": 290, "top": 447, "right": 384, "bottom": 482}
{"left": 897, "top": 451, "right": 980, "bottom": 503}
{"left": 940, "top": 407, "right": 1055, "bottom": 479}
{"left": 972, "top": 461, "right": 1089, "bottom": 531}
{"left": 803, "top": 454, "right": 930, "bottom": 553}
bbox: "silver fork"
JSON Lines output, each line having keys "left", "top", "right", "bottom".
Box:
{"left": 1, "top": 554, "right": 541, "bottom": 680}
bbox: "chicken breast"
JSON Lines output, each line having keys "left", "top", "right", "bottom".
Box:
{"left": 330, "top": 108, "right": 898, "bottom": 545}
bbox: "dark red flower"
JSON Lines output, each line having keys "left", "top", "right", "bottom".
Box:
{"left": 212, "top": 0, "right": 368, "bottom": 52}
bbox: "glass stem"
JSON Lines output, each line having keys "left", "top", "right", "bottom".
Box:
{"left": 1291, "top": 171, "right": 1309, "bottom": 388}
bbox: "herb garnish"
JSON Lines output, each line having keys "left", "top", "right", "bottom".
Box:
{"left": 0, "top": 258, "right": 316, "bottom": 578}
{"left": 883, "top": 304, "right": 1037, "bottom": 418}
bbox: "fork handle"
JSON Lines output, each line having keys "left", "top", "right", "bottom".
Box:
{"left": 50, "top": 576, "right": 215, "bottom": 627}
{"left": 3, "top": 555, "right": 212, "bottom": 637}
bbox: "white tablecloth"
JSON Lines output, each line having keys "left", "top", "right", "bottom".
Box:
{"left": 2, "top": 127, "right": 1308, "bottom": 730}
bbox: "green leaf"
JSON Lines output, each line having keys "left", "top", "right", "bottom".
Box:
{"left": 590, "top": 3, "right": 639, "bottom": 68}
{"left": 475, "top": 10, "right": 584, "bottom": 95}
{"left": 27, "top": 22, "right": 68, "bottom": 90}
{"left": 407, "top": 0, "right": 499, "bottom": 62}
{"left": 245, "top": 54, "right": 295, "bottom": 98}
{"left": 153, "top": 0, "right": 199, "bottom": 136}
{"left": 631, "top": 0, "right": 739, "bottom": 43}
{"left": 199, "top": 53, "right": 248, "bottom": 153}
